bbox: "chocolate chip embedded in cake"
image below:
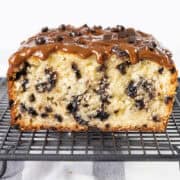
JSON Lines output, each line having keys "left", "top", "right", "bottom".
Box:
{"left": 164, "top": 96, "right": 173, "bottom": 104}
{"left": 71, "top": 62, "right": 81, "bottom": 79}
{"left": 158, "top": 67, "right": 164, "bottom": 74}
{"left": 54, "top": 114, "right": 63, "bottom": 122}
{"left": 35, "top": 68, "right": 57, "bottom": 93}
{"left": 7, "top": 24, "right": 178, "bottom": 132}
{"left": 152, "top": 115, "right": 160, "bottom": 122}
{"left": 35, "top": 37, "right": 46, "bottom": 45}
{"left": 14, "top": 62, "right": 30, "bottom": 81}
{"left": 41, "top": 113, "right": 48, "bottom": 118}
{"left": 28, "top": 107, "right": 38, "bottom": 117}
{"left": 126, "top": 80, "right": 137, "bottom": 98}
{"left": 9, "top": 99, "right": 14, "bottom": 109}
{"left": 29, "top": 94, "right": 36, "bottom": 102}
{"left": 44, "top": 106, "right": 53, "bottom": 113}
{"left": 116, "top": 61, "right": 131, "bottom": 75}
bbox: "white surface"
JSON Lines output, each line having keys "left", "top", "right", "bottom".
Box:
{"left": 0, "top": 0, "right": 180, "bottom": 179}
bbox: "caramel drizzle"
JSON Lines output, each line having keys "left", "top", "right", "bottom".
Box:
{"left": 8, "top": 25, "right": 175, "bottom": 73}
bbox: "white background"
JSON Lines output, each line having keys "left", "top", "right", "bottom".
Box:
{"left": 0, "top": 0, "right": 180, "bottom": 179}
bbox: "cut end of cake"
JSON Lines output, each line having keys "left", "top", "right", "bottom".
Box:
{"left": 8, "top": 51, "right": 178, "bottom": 132}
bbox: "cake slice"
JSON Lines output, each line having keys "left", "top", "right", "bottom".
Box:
{"left": 7, "top": 24, "right": 178, "bottom": 131}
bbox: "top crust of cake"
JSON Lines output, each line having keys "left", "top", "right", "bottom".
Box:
{"left": 8, "top": 24, "right": 176, "bottom": 76}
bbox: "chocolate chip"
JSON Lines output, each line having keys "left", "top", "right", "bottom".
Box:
{"left": 101, "top": 94, "right": 109, "bottom": 103}
{"left": 93, "top": 25, "right": 102, "bottom": 29}
{"left": 142, "top": 81, "right": 152, "bottom": 92}
{"left": 82, "top": 24, "right": 88, "bottom": 28}
{"left": 135, "top": 99, "right": 145, "bottom": 110}
{"left": 74, "top": 114, "right": 88, "bottom": 125}
{"left": 15, "top": 114, "right": 21, "bottom": 121}
{"left": 67, "top": 98, "right": 78, "bottom": 113}
{"left": 90, "top": 29, "right": 96, "bottom": 34}
{"left": 158, "top": 67, "right": 164, "bottom": 74}
{"left": 152, "top": 115, "right": 160, "bottom": 122}
{"left": 54, "top": 114, "right": 63, "bottom": 122}
{"left": 35, "top": 82, "right": 47, "bottom": 93}
{"left": 117, "top": 25, "right": 125, "bottom": 31}
{"left": 71, "top": 62, "right": 81, "bottom": 79}
{"left": 45, "top": 69, "right": 57, "bottom": 86}
{"left": 9, "top": 99, "right": 14, "bottom": 108}
{"left": 35, "top": 37, "right": 46, "bottom": 45}
{"left": 114, "top": 110, "right": 119, "bottom": 114}
{"left": 96, "top": 65, "right": 106, "bottom": 72}
{"left": 111, "top": 25, "right": 125, "bottom": 32}
{"left": 8, "top": 76, "right": 14, "bottom": 81}
{"left": 149, "top": 92, "right": 155, "bottom": 100}
{"left": 71, "top": 63, "right": 78, "bottom": 71}
{"left": 20, "top": 103, "right": 26, "bottom": 113}
{"left": 76, "top": 31, "right": 82, "bottom": 36}
{"left": 111, "top": 46, "right": 129, "bottom": 57}
{"left": 118, "top": 30, "right": 127, "bottom": 38}
{"left": 170, "top": 67, "right": 176, "bottom": 74}
{"left": 21, "top": 79, "right": 29, "bottom": 91}
{"left": 28, "top": 107, "right": 38, "bottom": 116}
{"left": 35, "top": 69, "right": 57, "bottom": 92}
{"left": 41, "top": 113, "right": 48, "bottom": 118}
{"left": 15, "top": 62, "right": 30, "bottom": 80}
{"left": 56, "top": 35, "right": 63, "bottom": 42}
{"left": 103, "top": 34, "right": 112, "bottom": 40}
{"left": 44, "top": 68, "right": 50, "bottom": 74}
{"left": 165, "top": 49, "right": 172, "bottom": 58}
{"left": 164, "top": 96, "right": 173, "bottom": 104}
{"left": 126, "top": 80, "right": 137, "bottom": 98}
{"left": 148, "top": 41, "right": 157, "bottom": 51}
{"left": 127, "top": 36, "right": 136, "bottom": 43}
{"left": 58, "top": 24, "right": 66, "bottom": 31}
{"left": 126, "top": 28, "right": 136, "bottom": 36}
{"left": 143, "top": 124, "right": 147, "bottom": 128}
{"left": 45, "top": 106, "right": 53, "bottom": 113}
{"left": 29, "top": 94, "right": 35, "bottom": 102}
{"left": 41, "top": 26, "right": 49, "bottom": 33}
{"left": 94, "top": 110, "right": 109, "bottom": 121}
{"left": 83, "top": 104, "right": 89, "bottom": 107}
{"left": 116, "top": 61, "right": 130, "bottom": 75}
{"left": 15, "top": 72, "right": 22, "bottom": 81}
{"left": 105, "top": 123, "right": 110, "bottom": 129}
{"left": 69, "top": 31, "right": 81, "bottom": 37}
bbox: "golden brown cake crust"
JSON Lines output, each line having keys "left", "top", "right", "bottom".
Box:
{"left": 7, "top": 25, "right": 178, "bottom": 132}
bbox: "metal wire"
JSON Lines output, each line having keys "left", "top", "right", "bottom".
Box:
{"left": 0, "top": 78, "right": 180, "bottom": 161}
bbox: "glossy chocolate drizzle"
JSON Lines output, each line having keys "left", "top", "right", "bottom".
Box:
{"left": 8, "top": 24, "right": 175, "bottom": 73}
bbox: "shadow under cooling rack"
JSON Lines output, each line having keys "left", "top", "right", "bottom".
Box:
{"left": 0, "top": 78, "right": 180, "bottom": 161}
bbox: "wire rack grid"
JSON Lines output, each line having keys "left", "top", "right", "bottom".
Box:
{"left": 0, "top": 78, "right": 180, "bottom": 161}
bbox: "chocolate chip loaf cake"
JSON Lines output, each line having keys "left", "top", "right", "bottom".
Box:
{"left": 7, "top": 24, "right": 178, "bottom": 132}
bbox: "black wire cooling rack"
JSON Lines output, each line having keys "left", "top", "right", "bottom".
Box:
{"left": 0, "top": 78, "right": 180, "bottom": 161}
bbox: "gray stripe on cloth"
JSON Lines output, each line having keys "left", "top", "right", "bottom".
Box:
{"left": 93, "top": 162, "right": 125, "bottom": 180}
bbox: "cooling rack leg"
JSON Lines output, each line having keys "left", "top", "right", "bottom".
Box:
{"left": 0, "top": 161, "right": 7, "bottom": 178}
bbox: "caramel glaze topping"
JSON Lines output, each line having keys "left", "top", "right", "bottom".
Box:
{"left": 8, "top": 24, "right": 176, "bottom": 76}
